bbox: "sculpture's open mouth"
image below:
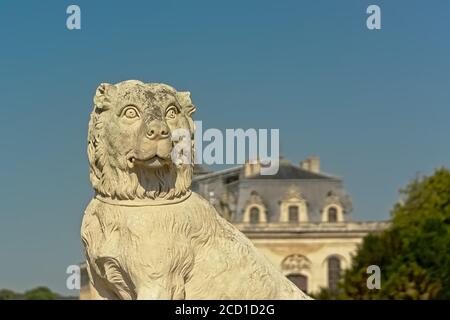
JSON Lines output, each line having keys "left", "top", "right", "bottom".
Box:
{"left": 127, "top": 155, "right": 170, "bottom": 168}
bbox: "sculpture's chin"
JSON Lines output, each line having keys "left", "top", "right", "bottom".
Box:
{"left": 132, "top": 156, "right": 171, "bottom": 169}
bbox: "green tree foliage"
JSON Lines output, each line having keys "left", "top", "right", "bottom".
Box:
{"left": 337, "top": 168, "right": 450, "bottom": 299}
{"left": 0, "top": 289, "right": 19, "bottom": 300}
{"left": 0, "top": 287, "right": 60, "bottom": 300}
{"left": 24, "top": 286, "right": 58, "bottom": 300}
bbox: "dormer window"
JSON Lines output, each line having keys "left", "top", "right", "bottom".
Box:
{"left": 279, "top": 186, "right": 308, "bottom": 223}
{"left": 322, "top": 204, "right": 344, "bottom": 222}
{"left": 322, "top": 191, "right": 345, "bottom": 222}
{"left": 243, "top": 191, "right": 267, "bottom": 223}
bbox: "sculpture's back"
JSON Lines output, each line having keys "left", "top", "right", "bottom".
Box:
{"left": 81, "top": 80, "right": 311, "bottom": 300}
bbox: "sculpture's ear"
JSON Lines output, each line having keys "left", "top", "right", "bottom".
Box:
{"left": 177, "top": 91, "right": 196, "bottom": 117}
{"left": 93, "top": 83, "right": 117, "bottom": 110}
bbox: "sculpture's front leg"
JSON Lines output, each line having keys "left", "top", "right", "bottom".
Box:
{"left": 88, "top": 273, "right": 119, "bottom": 300}
{"left": 136, "top": 286, "right": 173, "bottom": 300}
{"left": 136, "top": 278, "right": 186, "bottom": 300}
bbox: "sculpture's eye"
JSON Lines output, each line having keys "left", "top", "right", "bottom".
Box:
{"left": 165, "top": 106, "right": 177, "bottom": 120}
{"left": 122, "top": 106, "right": 139, "bottom": 119}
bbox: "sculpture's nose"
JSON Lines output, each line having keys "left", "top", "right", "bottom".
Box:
{"left": 146, "top": 120, "right": 170, "bottom": 140}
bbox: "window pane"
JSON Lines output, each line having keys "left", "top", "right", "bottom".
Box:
{"left": 328, "top": 257, "right": 341, "bottom": 290}
{"left": 250, "top": 207, "right": 260, "bottom": 223}
{"left": 328, "top": 207, "right": 338, "bottom": 222}
{"left": 288, "top": 206, "right": 299, "bottom": 222}
{"left": 287, "top": 274, "right": 308, "bottom": 293}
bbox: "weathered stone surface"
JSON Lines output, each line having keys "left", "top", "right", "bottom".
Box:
{"left": 81, "top": 80, "right": 311, "bottom": 299}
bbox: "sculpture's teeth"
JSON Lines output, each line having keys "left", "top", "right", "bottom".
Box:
{"left": 127, "top": 157, "right": 135, "bottom": 169}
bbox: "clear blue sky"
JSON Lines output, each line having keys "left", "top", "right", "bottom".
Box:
{"left": 0, "top": 0, "right": 449, "bottom": 295}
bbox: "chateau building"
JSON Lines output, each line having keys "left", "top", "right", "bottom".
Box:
{"left": 192, "top": 156, "right": 388, "bottom": 294}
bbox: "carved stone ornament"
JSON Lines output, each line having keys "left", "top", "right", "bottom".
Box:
{"left": 281, "top": 254, "right": 312, "bottom": 273}
{"left": 81, "top": 80, "right": 311, "bottom": 300}
{"left": 245, "top": 191, "right": 266, "bottom": 207}
{"left": 325, "top": 191, "right": 342, "bottom": 207}
{"left": 282, "top": 185, "right": 304, "bottom": 202}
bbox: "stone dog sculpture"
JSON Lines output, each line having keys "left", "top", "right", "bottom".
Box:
{"left": 81, "top": 80, "right": 311, "bottom": 300}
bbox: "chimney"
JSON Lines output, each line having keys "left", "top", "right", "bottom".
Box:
{"left": 301, "top": 159, "right": 310, "bottom": 171}
{"left": 301, "top": 156, "right": 320, "bottom": 173}
{"left": 244, "top": 159, "right": 261, "bottom": 177}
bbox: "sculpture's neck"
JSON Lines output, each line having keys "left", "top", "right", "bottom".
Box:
{"left": 95, "top": 190, "right": 192, "bottom": 207}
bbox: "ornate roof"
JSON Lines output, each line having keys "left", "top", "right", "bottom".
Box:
{"left": 246, "top": 158, "right": 340, "bottom": 181}
{"left": 192, "top": 157, "right": 353, "bottom": 223}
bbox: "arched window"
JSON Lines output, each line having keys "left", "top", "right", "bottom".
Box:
{"left": 288, "top": 206, "right": 299, "bottom": 223}
{"left": 249, "top": 207, "right": 260, "bottom": 224}
{"left": 328, "top": 257, "right": 341, "bottom": 290}
{"left": 287, "top": 273, "right": 308, "bottom": 293}
{"left": 328, "top": 207, "right": 338, "bottom": 223}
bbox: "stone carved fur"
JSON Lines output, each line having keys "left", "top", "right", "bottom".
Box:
{"left": 81, "top": 80, "right": 310, "bottom": 299}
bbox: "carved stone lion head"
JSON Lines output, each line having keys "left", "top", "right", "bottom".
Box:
{"left": 87, "top": 80, "right": 196, "bottom": 200}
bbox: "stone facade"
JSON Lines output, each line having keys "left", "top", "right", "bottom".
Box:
{"left": 236, "top": 221, "right": 387, "bottom": 293}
